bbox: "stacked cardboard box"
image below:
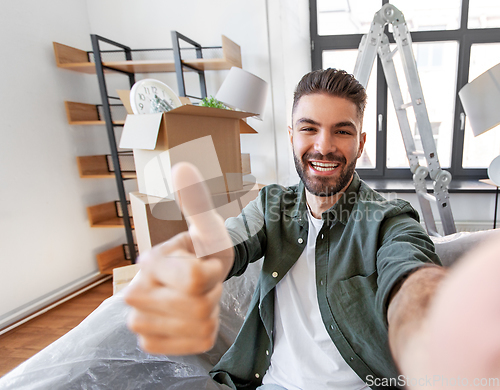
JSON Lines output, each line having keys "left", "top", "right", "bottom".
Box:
{"left": 119, "top": 104, "right": 260, "bottom": 254}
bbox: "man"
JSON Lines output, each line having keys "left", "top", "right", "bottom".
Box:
{"left": 124, "top": 68, "right": 446, "bottom": 389}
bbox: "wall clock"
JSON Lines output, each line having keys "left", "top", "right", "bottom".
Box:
{"left": 129, "top": 79, "right": 182, "bottom": 114}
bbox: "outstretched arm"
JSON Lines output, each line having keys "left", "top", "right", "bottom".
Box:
{"left": 388, "top": 238, "right": 500, "bottom": 389}
{"left": 387, "top": 265, "right": 447, "bottom": 364}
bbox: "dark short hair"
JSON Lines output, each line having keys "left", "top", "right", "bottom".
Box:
{"left": 292, "top": 68, "right": 367, "bottom": 121}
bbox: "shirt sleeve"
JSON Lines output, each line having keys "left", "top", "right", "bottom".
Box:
{"left": 375, "top": 206, "right": 442, "bottom": 326}
{"left": 224, "top": 189, "right": 267, "bottom": 279}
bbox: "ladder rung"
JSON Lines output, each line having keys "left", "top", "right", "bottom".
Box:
{"left": 399, "top": 102, "right": 413, "bottom": 110}
{"left": 411, "top": 150, "right": 425, "bottom": 156}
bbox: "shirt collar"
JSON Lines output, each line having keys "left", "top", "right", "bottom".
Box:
{"left": 321, "top": 172, "right": 361, "bottom": 226}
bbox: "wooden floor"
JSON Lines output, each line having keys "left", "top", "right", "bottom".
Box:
{"left": 0, "top": 279, "right": 113, "bottom": 378}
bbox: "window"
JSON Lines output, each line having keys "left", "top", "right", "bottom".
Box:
{"left": 310, "top": 0, "right": 500, "bottom": 180}
{"left": 386, "top": 41, "right": 458, "bottom": 169}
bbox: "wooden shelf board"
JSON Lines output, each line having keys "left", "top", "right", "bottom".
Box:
{"left": 59, "top": 59, "right": 235, "bottom": 74}
{"left": 185, "top": 58, "right": 238, "bottom": 71}
{"left": 65, "top": 101, "right": 125, "bottom": 126}
{"left": 96, "top": 245, "right": 134, "bottom": 275}
{"left": 101, "top": 260, "right": 132, "bottom": 275}
{"left": 68, "top": 120, "right": 126, "bottom": 126}
{"left": 80, "top": 172, "right": 136, "bottom": 179}
{"left": 103, "top": 60, "right": 177, "bottom": 73}
{"left": 77, "top": 154, "right": 136, "bottom": 179}
{"left": 91, "top": 217, "right": 134, "bottom": 229}
{"left": 57, "top": 63, "right": 99, "bottom": 74}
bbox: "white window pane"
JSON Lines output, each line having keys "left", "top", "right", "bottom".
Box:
{"left": 468, "top": 0, "right": 500, "bottom": 29}
{"left": 317, "top": 0, "right": 381, "bottom": 36}
{"left": 322, "top": 50, "right": 377, "bottom": 168}
{"left": 462, "top": 43, "right": 500, "bottom": 168}
{"left": 387, "top": 42, "right": 458, "bottom": 169}
{"left": 388, "top": 0, "right": 462, "bottom": 31}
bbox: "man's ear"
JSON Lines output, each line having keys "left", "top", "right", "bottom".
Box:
{"left": 288, "top": 126, "right": 294, "bottom": 145}
{"left": 357, "top": 132, "right": 367, "bottom": 159}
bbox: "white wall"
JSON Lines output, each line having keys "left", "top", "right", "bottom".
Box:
{"left": 0, "top": 0, "right": 131, "bottom": 325}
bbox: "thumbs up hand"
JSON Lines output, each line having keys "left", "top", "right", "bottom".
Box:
{"left": 124, "top": 163, "right": 235, "bottom": 355}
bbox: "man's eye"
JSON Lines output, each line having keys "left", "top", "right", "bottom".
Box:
{"left": 301, "top": 127, "right": 315, "bottom": 132}
{"left": 338, "top": 129, "right": 353, "bottom": 135}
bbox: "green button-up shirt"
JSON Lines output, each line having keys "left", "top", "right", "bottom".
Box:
{"left": 210, "top": 173, "right": 441, "bottom": 389}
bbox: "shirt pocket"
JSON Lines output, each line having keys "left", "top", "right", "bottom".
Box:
{"left": 332, "top": 272, "right": 396, "bottom": 378}
{"left": 336, "top": 271, "right": 378, "bottom": 297}
{"left": 331, "top": 271, "right": 382, "bottom": 337}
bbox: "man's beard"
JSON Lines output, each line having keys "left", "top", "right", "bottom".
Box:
{"left": 293, "top": 150, "right": 357, "bottom": 197}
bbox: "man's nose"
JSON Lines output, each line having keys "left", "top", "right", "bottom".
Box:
{"left": 314, "top": 131, "right": 336, "bottom": 156}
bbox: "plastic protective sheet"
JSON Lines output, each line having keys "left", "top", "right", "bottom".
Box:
{"left": 0, "top": 260, "right": 263, "bottom": 390}
{"left": 2, "top": 229, "right": 498, "bottom": 389}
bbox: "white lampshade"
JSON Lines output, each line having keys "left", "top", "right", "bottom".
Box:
{"left": 215, "top": 67, "right": 268, "bottom": 120}
{"left": 458, "top": 62, "right": 500, "bottom": 137}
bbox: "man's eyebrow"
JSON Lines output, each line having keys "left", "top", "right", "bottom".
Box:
{"left": 334, "top": 121, "right": 357, "bottom": 130}
{"left": 295, "top": 117, "right": 320, "bottom": 127}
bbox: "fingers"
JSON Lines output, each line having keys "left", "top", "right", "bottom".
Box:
{"left": 129, "top": 299, "right": 220, "bottom": 340}
{"left": 128, "top": 300, "right": 221, "bottom": 356}
{"left": 138, "top": 243, "right": 224, "bottom": 295}
{"left": 172, "top": 162, "right": 234, "bottom": 258}
{"left": 124, "top": 262, "right": 224, "bottom": 356}
{"left": 125, "top": 268, "right": 224, "bottom": 316}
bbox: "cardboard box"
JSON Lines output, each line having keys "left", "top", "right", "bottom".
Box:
{"left": 130, "top": 181, "right": 261, "bottom": 254}
{"left": 120, "top": 105, "right": 257, "bottom": 198}
{"left": 113, "top": 264, "right": 139, "bottom": 295}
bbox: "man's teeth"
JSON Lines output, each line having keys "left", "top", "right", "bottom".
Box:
{"left": 311, "top": 161, "right": 339, "bottom": 171}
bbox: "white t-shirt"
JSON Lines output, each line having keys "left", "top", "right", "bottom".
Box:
{"left": 261, "top": 208, "right": 368, "bottom": 390}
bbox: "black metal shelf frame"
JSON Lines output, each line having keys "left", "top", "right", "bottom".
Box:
{"left": 89, "top": 32, "right": 210, "bottom": 263}
{"left": 91, "top": 34, "right": 137, "bottom": 262}
{"left": 171, "top": 31, "right": 208, "bottom": 100}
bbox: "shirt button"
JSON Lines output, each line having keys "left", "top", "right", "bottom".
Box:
{"left": 255, "top": 373, "right": 260, "bottom": 379}
{"left": 350, "top": 357, "right": 354, "bottom": 361}
{"left": 272, "top": 271, "right": 278, "bottom": 278}
{"left": 330, "top": 325, "right": 334, "bottom": 330}
{"left": 321, "top": 234, "right": 324, "bottom": 239}
{"left": 266, "top": 350, "right": 269, "bottom": 356}
{"left": 320, "top": 280, "right": 324, "bottom": 285}
{"left": 298, "top": 237, "right": 304, "bottom": 244}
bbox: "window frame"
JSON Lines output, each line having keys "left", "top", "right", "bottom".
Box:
{"left": 309, "top": 0, "right": 500, "bottom": 180}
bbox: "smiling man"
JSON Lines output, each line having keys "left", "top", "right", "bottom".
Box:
{"left": 125, "top": 69, "right": 445, "bottom": 390}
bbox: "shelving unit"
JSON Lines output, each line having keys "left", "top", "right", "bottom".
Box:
{"left": 54, "top": 32, "right": 243, "bottom": 272}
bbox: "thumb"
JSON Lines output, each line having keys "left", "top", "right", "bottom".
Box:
{"left": 172, "top": 162, "right": 234, "bottom": 259}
